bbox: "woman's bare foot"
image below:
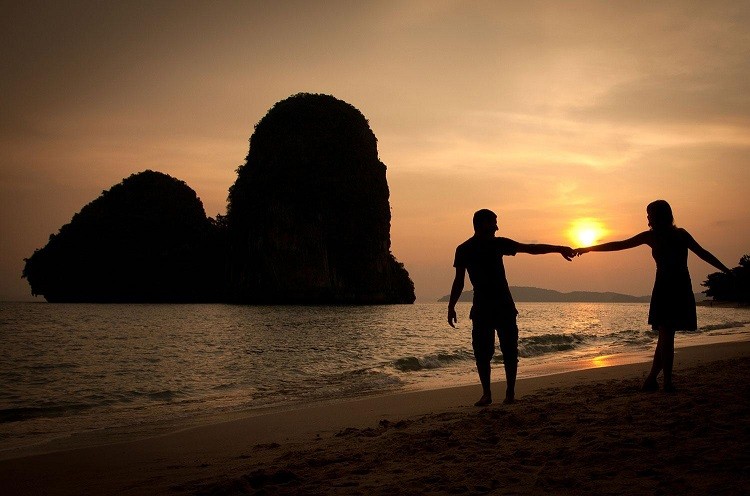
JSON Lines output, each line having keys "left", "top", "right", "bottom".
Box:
{"left": 663, "top": 382, "right": 677, "bottom": 393}
{"left": 474, "top": 394, "right": 492, "bottom": 407}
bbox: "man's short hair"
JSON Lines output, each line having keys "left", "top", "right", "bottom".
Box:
{"left": 473, "top": 209, "right": 497, "bottom": 230}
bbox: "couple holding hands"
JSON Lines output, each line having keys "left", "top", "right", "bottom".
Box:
{"left": 447, "top": 200, "right": 731, "bottom": 406}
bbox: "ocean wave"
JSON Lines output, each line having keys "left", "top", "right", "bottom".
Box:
{"left": 700, "top": 321, "right": 748, "bottom": 332}
{"left": 292, "top": 368, "right": 403, "bottom": 403}
{"left": 392, "top": 350, "right": 473, "bottom": 372}
{"left": 0, "top": 402, "right": 96, "bottom": 423}
{"left": 88, "top": 389, "right": 185, "bottom": 407}
{"left": 27, "top": 362, "right": 79, "bottom": 371}
{"left": 518, "top": 333, "right": 586, "bottom": 358}
{"left": 211, "top": 382, "right": 238, "bottom": 391}
{"left": 125, "top": 389, "right": 182, "bottom": 402}
{"left": 148, "top": 390, "right": 179, "bottom": 401}
{"left": 0, "top": 389, "right": 189, "bottom": 424}
{"left": 606, "top": 329, "right": 655, "bottom": 346}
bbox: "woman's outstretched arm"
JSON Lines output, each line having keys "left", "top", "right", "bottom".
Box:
{"left": 575, "top": 231, "right": 650, "bottom": 255}
{"left": 683, "top": 230, "right": 732, "bottom": 273}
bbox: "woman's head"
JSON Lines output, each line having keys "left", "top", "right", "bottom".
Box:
{"left": 647, "top": 200, "right": 675, "bottom": 231}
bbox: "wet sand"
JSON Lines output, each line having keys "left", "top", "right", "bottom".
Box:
{"left": 1, "top": 341, "right": 748, "bottom": 495}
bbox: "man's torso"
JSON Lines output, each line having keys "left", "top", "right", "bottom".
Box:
{"left": 454, "top": 236, "right": 518, "bottom": 315}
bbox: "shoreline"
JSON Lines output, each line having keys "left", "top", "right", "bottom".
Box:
{"left": 1, "top": 340, "right": 748, "bottom": 495}
{"left": 3, "top": 330, "right": 746, "bottom": 462}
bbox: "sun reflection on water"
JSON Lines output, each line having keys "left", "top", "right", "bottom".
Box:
{"left": 591, "top": 355, "right": 615, "bottom": 368}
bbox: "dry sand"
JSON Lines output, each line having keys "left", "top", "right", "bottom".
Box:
{"left": 1, "top": 341, "right": 749, "bottom": 495}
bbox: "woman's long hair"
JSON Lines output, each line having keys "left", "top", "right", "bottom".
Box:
{"left": 647, "top": 200, "right": 676, "bottom": 231}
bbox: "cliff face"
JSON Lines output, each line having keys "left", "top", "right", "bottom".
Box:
{"left": 227, "top": 93, "right": 415, "bottom": 303}
{"left": 23, "top": 170, "right": 225, "bottom": 302}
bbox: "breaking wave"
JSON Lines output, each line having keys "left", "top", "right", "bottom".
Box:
{"left": 392, "top": 350, "right": 473, "bottom": 372}
{"left": 518, "top": 333, "right": 587, "bottom": 358}
{"left": 700, "top": 321, "right": 748, "bottom": 332}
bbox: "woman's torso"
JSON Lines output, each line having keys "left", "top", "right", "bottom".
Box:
{"left": 648, "top": 228, "right": 689, "bottom": 275}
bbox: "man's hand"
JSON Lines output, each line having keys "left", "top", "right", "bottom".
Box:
{"left": 560, "top": 246, "right": 575, "bottom": 261}
{"left": 573, "top": 247, "right": 591, "bottom": 257}
{"left": 448, "top": 306, "right": 458, "bottom": 328}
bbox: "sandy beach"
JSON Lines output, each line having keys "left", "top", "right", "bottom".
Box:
{"left": 1, "top": 340, "right": 748, "bottom": 495}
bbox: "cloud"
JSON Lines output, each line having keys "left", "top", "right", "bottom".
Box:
{"left": 574, "top": 69, "right": 750, "bottom": 126}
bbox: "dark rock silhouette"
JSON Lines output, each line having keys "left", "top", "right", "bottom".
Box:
{"left": 227, "top": 93, "right": 415, "bottom": 303}
{"left": 23, "top": 170, "right": 225, "bottom": 302}
{"left": 22, "top": 94, "right": 415, "bottom": 304}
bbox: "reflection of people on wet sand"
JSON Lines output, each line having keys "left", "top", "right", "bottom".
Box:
{"left": 448, "top": 209, "right": 574, "bottom": 406}
{"left": 575, "top": 200, "right": 731, "bottom": 392}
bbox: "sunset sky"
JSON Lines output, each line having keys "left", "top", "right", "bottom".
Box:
{"left": 2, "top": 1, "right": 749, "bottom": 302}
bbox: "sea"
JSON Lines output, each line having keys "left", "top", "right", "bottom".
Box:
{"left": 1, "top": 301, "right": 748, "bottom": 459}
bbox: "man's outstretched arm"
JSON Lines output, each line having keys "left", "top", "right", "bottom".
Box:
{"left": 447, "top": 266, "right": 465, "bottom": 327}
{"left": 517, "top": 243, "right": 575, "bottom": 261}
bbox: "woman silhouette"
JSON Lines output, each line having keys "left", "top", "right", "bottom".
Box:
{"left": 576, "top": 200, "right": 731, "bottom": 392}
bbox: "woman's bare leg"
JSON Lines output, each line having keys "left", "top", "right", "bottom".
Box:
{"left": 660, "top": 328, "right": 676, "bottom": 392}
{"left": 642, "top": 329, "right": 664, "bottom": 391}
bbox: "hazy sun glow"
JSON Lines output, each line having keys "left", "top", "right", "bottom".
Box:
{"left": 568, "top": 218, "right": 607, "bottom": 247}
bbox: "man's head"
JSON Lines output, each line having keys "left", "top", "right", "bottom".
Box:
{"left": 473, "top": 209, "right": 498, "bottom": 237}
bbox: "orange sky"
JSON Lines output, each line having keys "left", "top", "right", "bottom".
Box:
{"left": 2, "top": 1, "right": 749, "bottom": 302}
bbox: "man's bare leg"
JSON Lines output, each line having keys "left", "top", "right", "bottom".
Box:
{"left": 503, "top": 359, "right": 516, "bottom": 404}
{"left": 475, "top": 361, "right": 492, "bottom": 406}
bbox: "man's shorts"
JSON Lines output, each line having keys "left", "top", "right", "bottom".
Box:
{"left": 470, "top": 310, "right": 518, "bottom": 365}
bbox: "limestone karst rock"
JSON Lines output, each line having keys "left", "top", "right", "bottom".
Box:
{"left": 226, "top": 93, "right": 415, "bottom": 303}
{"left": 23, "top": 170, "right": 224, "bottom": 302}
{"left": 23, "top": 95, "right": 415, "bottom": 304}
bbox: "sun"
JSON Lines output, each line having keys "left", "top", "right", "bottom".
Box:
{"left": 568, "top": 218, "right": 607, "bottom": 247}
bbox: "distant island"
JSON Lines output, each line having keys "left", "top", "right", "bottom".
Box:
{"left": 438, "top": 286, "right": 708, "bottom": 303}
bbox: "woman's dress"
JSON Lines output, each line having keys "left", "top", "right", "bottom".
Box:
{"left": 648, "top": 228, "right": 697, "bottom": 331}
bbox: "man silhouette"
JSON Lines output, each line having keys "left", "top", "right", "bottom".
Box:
{"left": 448, "top": 209, "right": 574, "bottom": 406}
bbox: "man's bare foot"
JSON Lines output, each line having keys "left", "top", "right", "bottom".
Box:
{"left": 474, "top": 394, "right": 492, "bottom": 407}
{"left": 663, "top": 382, "right": 676, "bottom": 393}
{"left": 503, "top": 395, "right": 515, "bottom": 404}
{"left": 641, "top": 379, "right": 658, "bottom": 392}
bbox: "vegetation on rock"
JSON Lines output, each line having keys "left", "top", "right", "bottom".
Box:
{"left": 702, "top": 254, "right": 750, "bottom": 304}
